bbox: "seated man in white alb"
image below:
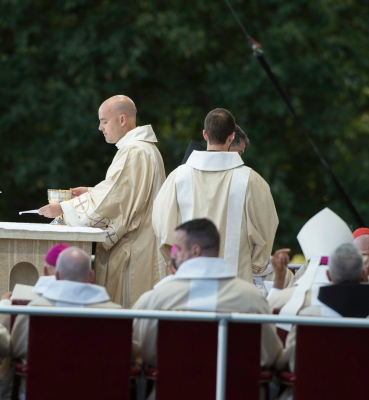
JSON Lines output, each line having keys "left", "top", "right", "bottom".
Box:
{"left": 276, "top": 243, "right": 369, "bottom": 400}
{"left": 32, "top": 243, "right": 70, "bottom": 295}
{"left": 0, "top": 243, "right": 70, "bottom": 345}
{"left": 10, "top": 247, "right": 121, "bottom": 398}
{"left": 134, "top": 218, "right": 283, "bottom": 370}
{"left": 0, "top": 243, "right": 70, "bottom": 311}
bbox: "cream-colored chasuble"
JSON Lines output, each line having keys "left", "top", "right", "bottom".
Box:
{"left": 152, "top": 151, "right": 278, "bottom": 283}
{"left": 134, "top": 257, "right": 283, "bottom": 369}
{"left": 61, "top": 125, "right": 166, "bottom": 307}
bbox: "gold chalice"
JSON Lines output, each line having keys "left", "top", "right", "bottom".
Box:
{"left": 47, "top": 189, "right": 72, "bottom": 225}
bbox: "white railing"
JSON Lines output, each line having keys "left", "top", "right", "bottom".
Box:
{"left": 1, "top": 306, "right": 368, "bottom": 400}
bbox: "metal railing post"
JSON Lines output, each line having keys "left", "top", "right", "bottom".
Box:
{"left": 216, "top": 318, "right": 228, "bottom": 400}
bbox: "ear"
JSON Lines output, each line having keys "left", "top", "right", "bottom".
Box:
{"left": 192, "top": 244, "right": 202, "bottom": 257}
{"left": 43, "top": 266, "right": 48, "bottom": 276}
{"left": 55, "top": 271, "right": 61, "bottom": 281}
{"left": 88, "top": 270, "right": 95, "bottom": 284}
{"left": 119, "top": 114, "right": 128, "bottom": 126}
{"left": 326, "top": 270, "right": 333, "bottom": 282}
{"left": 228, "top": 132, "right": 235, "bottom": 143}
{"left": 203, "top": 130, "right": 209, "bottom": 141}
{"left": 168, "top": 261, "right": 176, "bottom": 275}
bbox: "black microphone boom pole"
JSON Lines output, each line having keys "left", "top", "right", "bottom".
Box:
{"left": 224, "top": 0, "right": 365, "bottom": 227}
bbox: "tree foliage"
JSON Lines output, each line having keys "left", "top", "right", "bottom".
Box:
{"left": 1, "top": 0, "right": 369, "bottom": 253}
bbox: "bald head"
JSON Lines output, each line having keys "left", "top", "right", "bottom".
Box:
{"left": 102, "top": 95, "right": 137, "bottom": 118}
{"left": 98, "top": 95, "right": 137, "bottom": 144}
{"left": 353, "top": 235, "right": 369, "bottom": 252}
{"left": 56, "top": 247, "right": 93, "bottom": 283}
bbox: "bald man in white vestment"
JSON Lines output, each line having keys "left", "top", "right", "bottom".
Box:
{"left": 39, "top": 96, "right": 166, "bottom": 307}
{"left": 134, "top": 219, "right": 282, "bottom": 377}
{"left": 10, "top": 247, "right": 121, "bottom": 399}
{"left": 152, "top": 109, "right": 278, "bottom": 283}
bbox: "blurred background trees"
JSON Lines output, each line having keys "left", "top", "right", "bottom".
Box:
{"left": 1, "top": 0, "right": 369, "bottom": 254}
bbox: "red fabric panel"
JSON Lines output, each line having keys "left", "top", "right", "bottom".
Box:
{"left": 276, "top": 328, "right": 288, "bottom": 347}
{"left": 294, "top": 325, "right": 369, "bottom": 399}
{"left": 156, "top": 320, "right": 218, "bottom": 400}
{"left": 26, "top": 315, "right": 132, "bottom": 400}
{"left": 155, "top": 320, "right": 261, "bottom": 400}
{"left": 226, "top": 323, "right": 260, "bottom": 399}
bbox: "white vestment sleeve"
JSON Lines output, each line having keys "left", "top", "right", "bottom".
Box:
{"left": 60, "top": 200, "right": 85, "bottom": 227}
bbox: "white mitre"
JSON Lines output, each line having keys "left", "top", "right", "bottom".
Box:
{"left": 297, "top": 207, "right": 353, "bottom": 260}
{"left": 278, "top": 208, "right": 353, "bottom": 331}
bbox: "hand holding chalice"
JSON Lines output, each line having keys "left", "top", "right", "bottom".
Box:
{"left": 38, "top": 189, "right": 72, "bottom": 225}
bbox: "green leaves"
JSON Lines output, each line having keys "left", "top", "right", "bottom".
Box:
{"left": 0, "top": 0, "right": 368, "bottom": 253}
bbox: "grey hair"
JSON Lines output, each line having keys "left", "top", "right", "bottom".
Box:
{"left": 230, "top": 125, "right": 250, "bottom": 149}
{"left": 329, "top": 243, "right": 363, "bottom": 283}
{"left": 56, "top": 247, "right": 91, "bottom": 283}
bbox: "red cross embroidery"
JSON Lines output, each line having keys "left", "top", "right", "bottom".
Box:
{"left": 92, "top": 217, "right": 106, "bottom": 227}
{"left": 76, "top": 197, "right": 88, "bottom": 211}
{"left": 106, "top": 231, "right": 117, "bottom": 244}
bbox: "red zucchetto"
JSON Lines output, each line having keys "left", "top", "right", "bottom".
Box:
{"left": 352, "top": 228, "right": 369, "bottom": 239}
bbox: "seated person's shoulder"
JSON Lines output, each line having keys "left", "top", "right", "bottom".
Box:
{"left": 268, "top": 286, "right": 295, "bottom": 310}
{"left": 28, "top": 296, "right": 54, "bottom": 307}
{"left": 148, "top": 279, "right": 189, "bottom": 306}
{"left": 230, "top": 277, "right": 264, "bottom": 295}
{"left": 219, "top": 278, "right": 266, "bottom": 304}
{"left": 132, "top": 290, "right": 154, "bottom": 310}
{"left": 86, "top": 301, "right": 121, "bottom": 309}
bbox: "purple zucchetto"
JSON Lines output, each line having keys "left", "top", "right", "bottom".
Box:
{"left": 44, "top": 244, "right": 70, "bottom": 267}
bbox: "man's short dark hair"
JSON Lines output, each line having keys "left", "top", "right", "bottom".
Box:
{"left": 175, "top": 218, "right": 220, "bottom": 255}
{"left": 231, "top": 125, "right": 250, "bottom": 149}
{"left": 204, "top": 108, "right": 236, "bottom": 145}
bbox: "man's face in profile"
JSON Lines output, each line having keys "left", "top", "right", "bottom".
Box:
{"left": 172, "top": 230, "right": 193, "bottom": 269}
{"left": 229, "top": 141, "right": 246, "bottom": 155}
{"left": 98, "top": 104, "right": 123, "bottom": 144}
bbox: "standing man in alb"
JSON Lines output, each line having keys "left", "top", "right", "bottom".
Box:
{"left": 152, "top": 108, "right": 278, "bottom": 282}
{"left": 39, "top": 95, "right": 166, "bottom": 307}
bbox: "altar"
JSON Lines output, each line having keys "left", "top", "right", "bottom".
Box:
{"left": 0, "top": 222, "right": 106, "bottom": 294}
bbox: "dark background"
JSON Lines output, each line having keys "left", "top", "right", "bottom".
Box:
{"left": 1, "top": 0, "right": 369, "bottom": 255}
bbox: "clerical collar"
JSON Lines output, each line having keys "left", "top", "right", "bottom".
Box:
{"left": 174, "top": 257, "right": 236, "bottom": 279}
{"left": 186, "top": 150, "right": 244, "bottom": 171}
{"left": 318, "top": 283, "right": 369, "bottom": 318}
{"left": 42, "top": 280, "right": 110, "bottom": 306}
{"left": 116, "top": 125, "right": 158, "bottom": 149}
{"left": 32, "top": 275, "right": 56, "bottom": 295}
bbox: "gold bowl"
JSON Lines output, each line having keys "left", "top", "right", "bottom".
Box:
{"left": 47, "top": 189, "right": 72, "bottom": 225}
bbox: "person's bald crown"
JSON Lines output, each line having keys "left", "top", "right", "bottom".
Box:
{"left": 102, "top": 95, "right": 137, "bottom": 118}
{"left": 353, "top": 235, "right": 369, "bottom": 251}
{"left": 56, "top": 247, "right": 91, "bottom": 283}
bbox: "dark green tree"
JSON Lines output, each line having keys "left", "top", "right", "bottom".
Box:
{"left": 1, "top": 0, "right": 368, "bottom": 254}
